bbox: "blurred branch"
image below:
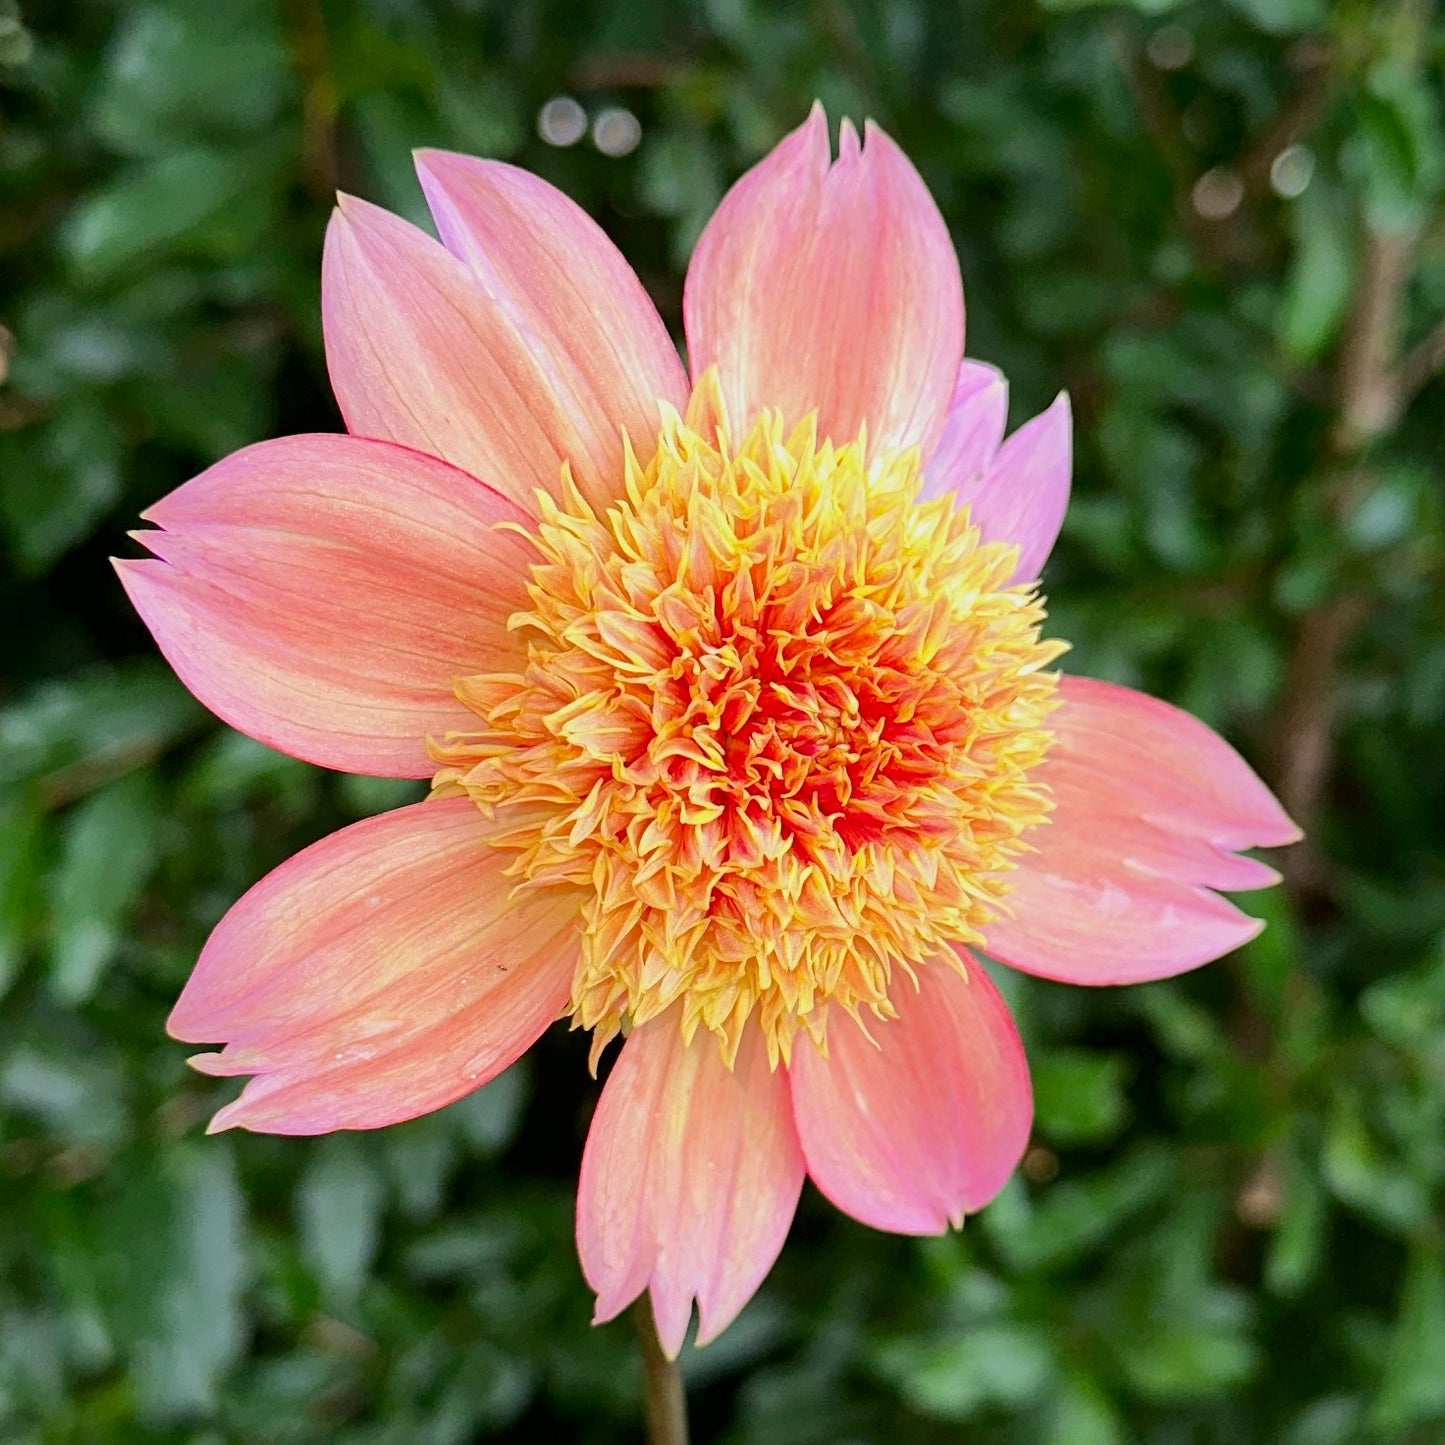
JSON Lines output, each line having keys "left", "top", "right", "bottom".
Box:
{"left": 1278, "top": 224, "right": 1418, "bottom": 891}
{"left": 1236, "top": 38, "right": 1334, "bottom": 197}
{"left": 1115, "top": 28, "right": 1334, "bottom": 272}
{"left": 1114, "top": 15, "right": 1418, "bottom": 889}
{"left": 284, "top": 0, "right": 339, "bottom": 201}
{"left": 1113, "top": 26, "right": 1221, "bottom": 263}
{"left": 571, "top": 53, "right": 687, "bottom": 90}
{"left": 1271, "top": 0, "right": 1438, "bottom": 889}
{"left": 1275, "top": 592, "right": 1369, "bottom": 860}
{"left": 1333, "top": 229, "right": 1415, "bottom": 454}
{"left": 1398, "top": 314, "right": 1445, "bottom": 405}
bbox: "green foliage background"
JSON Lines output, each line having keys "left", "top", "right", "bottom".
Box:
{"left": 2, "top": 0, "right": 1443, "bottom": 1440}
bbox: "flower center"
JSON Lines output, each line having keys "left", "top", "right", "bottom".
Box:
{"left": 430, "top": 375, "right": 1063, "bottom": 1068}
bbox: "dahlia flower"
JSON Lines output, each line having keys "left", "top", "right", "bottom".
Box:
{"left": 117, "top": 105, "right": 1298, "bottom": 1356}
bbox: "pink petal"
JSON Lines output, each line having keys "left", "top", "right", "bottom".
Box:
{"left": 323, "top": 192, "right": 680, "bottom": 517}
{"left": 917, "top": 361, "right": 1009, "bottom": 502}
{"left": 984, "top": 675, "right": 1302, "bottom": 987}
{"left": 789, "top": 958, "right": 1032, "bottom": 1235}
{"left": 944, "top": 391, "right": 1072, "bottom": 582}
{"left": 683, "top": 104, "right": 963, "bottom": 460}
{"left": 116, "top": 433, "right": 534, "bottom": 778}
{"left": 414, "top": 148, "right": 688, "bottom": 515}
{"left": 173, "top": 798, "right": 580, "bottom": 1134}
{"left": 577, "top": 1013, "right": 804, "bottom": 1357}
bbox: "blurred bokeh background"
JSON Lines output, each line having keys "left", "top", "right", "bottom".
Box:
{"left": 2, "top": 0, "right": 1443, "bottom": 1440}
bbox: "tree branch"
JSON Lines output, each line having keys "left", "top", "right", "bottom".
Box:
{"left": 1278, "top": 224, "right": 1417, "bottom": 890}
{"left": 1398, "top": 313, "right": 1445, "bottom": 406}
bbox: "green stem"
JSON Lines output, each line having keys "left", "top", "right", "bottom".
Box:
{"left": 632, "top": 1297, "right": 689, "bottom": 1445}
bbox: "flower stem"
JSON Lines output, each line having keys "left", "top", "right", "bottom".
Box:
{"left": 632, "top": 1297, "right": 689, "bottom": 1445}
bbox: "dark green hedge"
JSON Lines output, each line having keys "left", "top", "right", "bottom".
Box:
{"left": 2, "top": 1, "right": 1443, "bottom": 1441}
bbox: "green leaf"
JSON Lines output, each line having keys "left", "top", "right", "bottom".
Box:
{"left": 88, "top": 0, "right": 292, "bottom": 155}
{"left": 1033, "top": 1049, "right": 1133, "bottom": 1145}
{"left": 448, "top": 1061, "right": 529, "bottom": 1159}
{"left": 0, "top": 1037, "right": 129, "bottom": 1147}
{"left": 297, "top": 1136, "right": 385, "bottom": 1306}
{"left": 874, "top": 1323, "right": 1055, "bottom": 1420}
{"left": 1236, "top": 885, "right": 1304, "bottom": 1018}
{"left": 1360, "top": 945, "right": 1445, "bottom": 1071}
{"left": 98, "top": 1145, "right": 247, "bottom": 1423}
{"left": 0, "top": 0, "right": 33, "bottom": 68}
{"left": 1279, "top": 179, "right": 1356, "bottom": 363}
{"left": 983, "top": 1147, "right": 1176, "bottom": 1274}
{"left": 421, "top": 1341, "right": 537, "bottom": 1440}
{"left": 1134, "top": 986, "right": 1230, "bottom": 1063}
{"left": 0, "top": 664, "right": 203, "bottom": 797}
{"left": 1038, "top": 0, "right": 1184, "bottom": 19}
{"left": 1265, "top": 1148, "right": 1328, "bottom": 1298}
{"left": 1322, "top": 1091, "right": 1432, "bottom": 1234}
{"left": 47, "top": 772, "right": 162, "bottom": 1005}
{"left": 0, "top": 401, "right": 122, "bottom": 574}
{"left": 1113, "top": 1300, "right": 1259, "bottom": 1401}
{"left": 336, "top": 772, "right": 426, "bottom": 818}
{"left": 1341, "top": 465, "right": 1427, "bottom": 554}
{"left": 60, "top": 145, "right": 287, "bottom": 286}
{"left": 636, "top": 128, "right": 725, "bottom": 268}
{"left": 0, "top": 795, "right": 43, "bottom": 998}
{"left": 1344, "top": 62, "right": 1445, "bottom": 234}
{"left": 1370, "top": 1245, "right": 1445, "bottom": 1431}
{"left": 1282, "top": 1395, "right": 1366, "bottom": 1445}
{"left": 1045, "top": 1374, "right": 1126, "bottom": 1445}
{"left": 1224, "top": 0, "right": 1329, "bottom": 34}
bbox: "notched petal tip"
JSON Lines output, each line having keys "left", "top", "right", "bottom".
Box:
{"left": 331, "top": 147, "right": 687, "bottom": 517}
{"left": 790, "top": 962, "right": 1032, "bottom": 1235}
{"left": 167, "top": 803, "right": 580, "bottom": 1136}
{"left": 1253, "top": 801, "right": 1305, "bottom": 850}
{"left": 577, "top": 1016, "right": 803, "bottom": 1356}
{"left": 987, "top": 676, "right": 1299, "bottom": 987}
{"left": 115, "top": 434, "right": 542, "bottom": 779}
{"left": 204, "top": 1099, "right": 246, "bottom": 1135}
{"left": 169, "top": 990, "right": 221, "bottom": 1046}
{"left": 409, "top": 145, "right": 465, "bottom": 193}
{"left": 325, "top": 191, "right": 406, "bottom": 259}
{"left": 683, "top": 100, "right": 962, "bottom": 464}
{"left": 1235, "top": 913, "right": 1268, "bottom": 948}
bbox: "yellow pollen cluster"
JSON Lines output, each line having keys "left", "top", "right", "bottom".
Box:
{"left": 430, "top": 376, "right": 1065, "bottom": 1068}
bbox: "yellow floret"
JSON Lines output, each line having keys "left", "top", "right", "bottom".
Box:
{"left": 430, "top": 372, "right": 1064, "bottom": 1068}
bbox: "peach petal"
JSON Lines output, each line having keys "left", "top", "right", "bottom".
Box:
{"left": 917, "top": 361, "right": 1009, "bottom": 502}
{"left": 323, "top": 194, "right": 669, "bottom": 516}
{"left": 789, "top": 959, "right": 1032, "bottom": 1235}
{"left": 984, "top": 676, "right": 1301, "bottom": 986}
{"left": 683, "top": 104, "right": 963, "bottom": 460}
{"left": 173, "top": 798, "right": 580, "bottom": 1134}
{"left": 945, "top": 391, "right": 1072, "bottom": 582}
{"left": 117, "top": 433, "right": 534, "bottom": 778}
{"left": 577, "top": 1013, "right": 804, "bottom": 1357}
{"left": 414, "top": 147, "right": 688, "bottom": 514}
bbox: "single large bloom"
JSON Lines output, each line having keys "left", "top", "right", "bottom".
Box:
{"left": 117, "top": 106, "right": 1299, "bottom": 1356}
